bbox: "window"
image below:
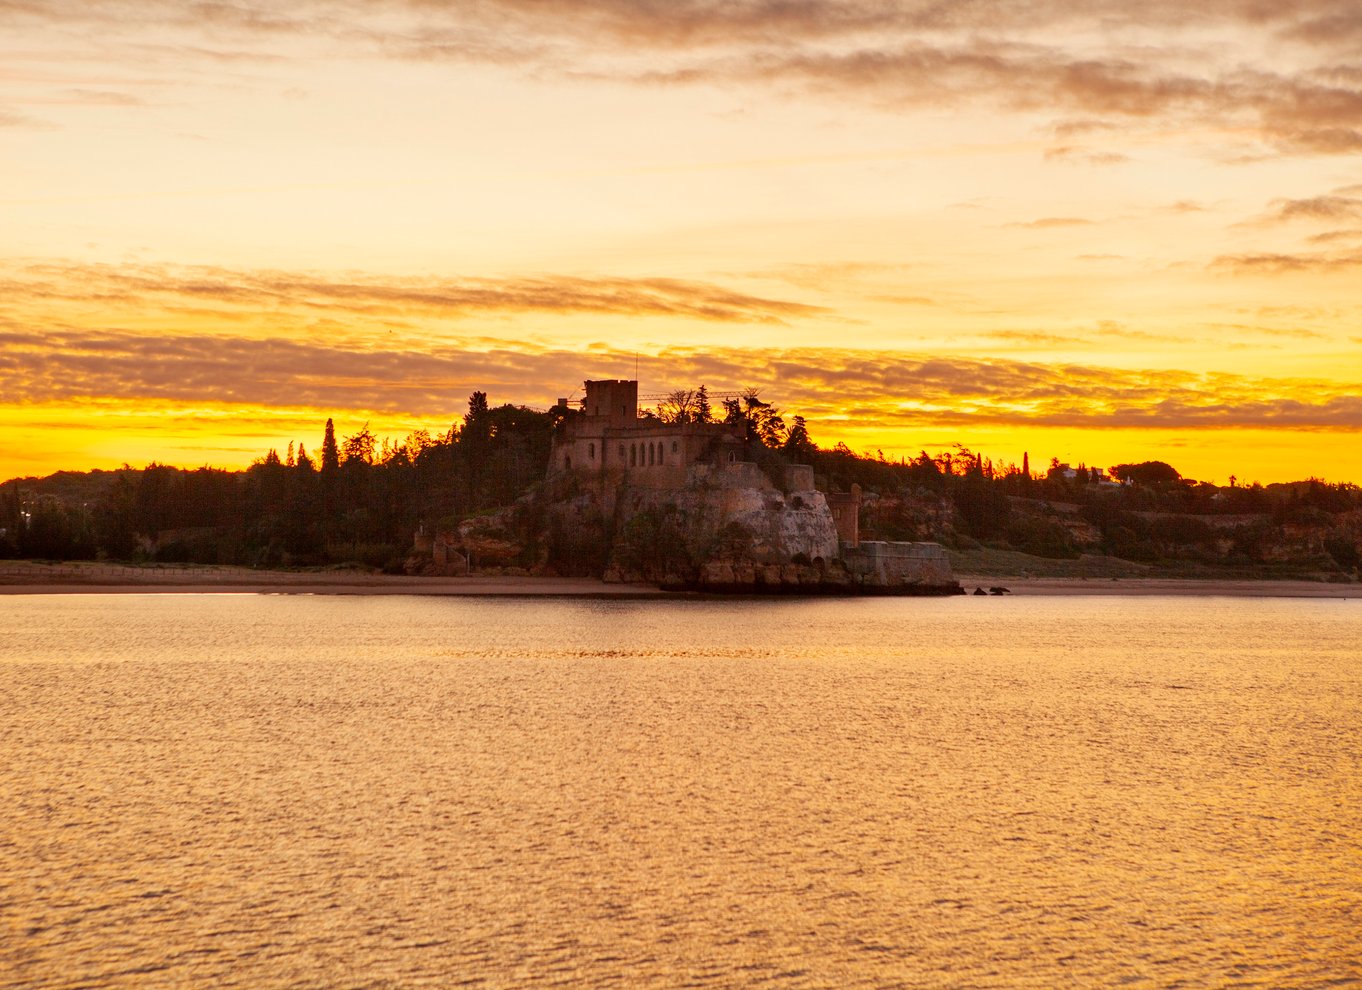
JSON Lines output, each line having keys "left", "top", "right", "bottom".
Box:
{"left": 588, "top": 442, "right": 595, "bottom": 459}
{"left": 565, "top": 455, "right": 572, "bottom": 470}
{"left": 672, "top": 441, "right": 678, "bottom": 454}
{"left": 619, "top": 444, "right": 625, "bottom": 460}
{"left": 630, "top": 444, "right": 637, "bottom": 467}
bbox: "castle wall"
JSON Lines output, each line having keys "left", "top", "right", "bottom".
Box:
{"left": 784, "top": 464, "right": 815, "bottom": 493}
{"left": 581, "top": 379, "right": 638, "bottom": 427}
{"left": 841, "top": 541, "right": 954, "bottom": 588}
{"left": 553, "top": 421, "right": 744, "bottom": 489}
{"left": 551, "top": 379, "right": 748, "bottom": 491}
{"left": 826, "top": 485, "right": 862, "bottom": 546}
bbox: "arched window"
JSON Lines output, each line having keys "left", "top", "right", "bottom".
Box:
{"left": 565, "top": 454, "right": 572, "bottom": 470}
{"left": 672, "top": 441, "right": 678, "bottom": 454}
{"left": 619, "top": 444, "right": 625, "bottom": 460}
{"left": 630, "top": 444, "right": 637, "bottom": 467}
{"left": 588, "top": 442, "right": 595, "bottom": 459}
{"left": 648, "top": 443, "right": 655, "bottom": 466}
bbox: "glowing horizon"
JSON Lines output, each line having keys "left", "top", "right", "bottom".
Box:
{"left": 4, "top": 1, "right": 1361, "bottom": 486}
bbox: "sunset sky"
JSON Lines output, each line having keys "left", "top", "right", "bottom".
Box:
{"left": 4, "top": 0, "right": 1361, "bottom": 484}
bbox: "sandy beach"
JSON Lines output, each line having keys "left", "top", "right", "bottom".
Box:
{"left": 0, "top": 560, "right": 1356, "bottom": 598}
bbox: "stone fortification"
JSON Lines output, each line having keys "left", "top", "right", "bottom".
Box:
{"left": 549, "top": 379, "right": 746, "bottom": 491}
{"left": 841, "top": 541, "right": 955, "bottom": 589}
{"left": 602, "top": 459, "right": 960, "bottom": 595}
{"left": 687, "top": 532, "right": 961, "bottom": 596}
{"left": 428, "top": 378, "right": 960, "bottom": 594}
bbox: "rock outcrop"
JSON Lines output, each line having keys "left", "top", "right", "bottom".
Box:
{"left": 412, "top": 457, "right": 961, "bottom": 594}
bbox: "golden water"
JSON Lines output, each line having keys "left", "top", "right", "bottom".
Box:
{"left": 2, "top": 594, "right": 1359, "bottom": 987}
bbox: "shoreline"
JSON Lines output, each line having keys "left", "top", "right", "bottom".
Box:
{"left": 954, "top": 574, "right": 1357, "bottom": 599}
{"left": 0, "top": 561, "right": 1356, "bottom": 598}
{"left": 0, "top": 562, "right": 666, "bottom": 598}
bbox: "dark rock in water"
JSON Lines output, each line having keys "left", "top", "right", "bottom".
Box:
{"left": 974, "top": 587, "right": 988, "bottom": 595}
{"left": 989, "top": 586, "right": 1011, "bottom": 595}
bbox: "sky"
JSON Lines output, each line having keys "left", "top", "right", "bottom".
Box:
{"left": 3, "top": 0, "right": 1361, "bottom": 485}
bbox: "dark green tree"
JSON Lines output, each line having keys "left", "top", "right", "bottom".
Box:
{"left": 320, "top": 419, "right": 341, "bottom": 473}
{"left": 1110, "top": 460, "right": 1181, "bottom": 486}
{"left": 782, "top": 415, "right": 817, "bottom": 461}
{"left": 725, "top": 389, "right": 787, "bottom": 448}
{"left": 341, "top": 423, "right": 376, "bottom": 465}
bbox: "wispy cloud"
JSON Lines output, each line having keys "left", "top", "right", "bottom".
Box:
{"left": 1263, "top": 194, "right": 1362, "bottom": 223}
{"left": 1, "top": 261, "right": 825, "bottom": 325}
{"left": 1212, "top": 249, "right": 1362, "bottom": 272}
{"left": 1308, "top": 228, "right": 1362, "bottom": 243}
{"left": 1044, "top": 146, "right": 1131, "bottom": 165}
{"left": 0, "top": 107, "right": 46, "bottom": 127}
{"left": 8, "top": 1, "right": 1362, "bottom": 157}
{"left": 1005, "top": 217, "right": 1097, "bottom": 229}
{"left": 4, "top": 328, "right": 1359, "bottom": 432}
{"left": 54, "top": 89, "right": 148, "bottom": 106}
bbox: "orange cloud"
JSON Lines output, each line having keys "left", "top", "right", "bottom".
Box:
{"left": 10, "top": 1, "right": 1362, "bottom": 158}
{"left": 6, "top": 328, "right": 1360, "bottom": 433}
{"left": 1212, "top": 250, "right": 1362, "bottom": 273}
{"left": 2, "top": 261, "right": 824, "bottom": 325}
{"left": 1263, "top": 195, "right": 1362, "bottom": 223}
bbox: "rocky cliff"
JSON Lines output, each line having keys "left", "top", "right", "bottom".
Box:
{"left": 421, "top": 459, "right": 960, "bottom": 594}
{"left": 601, "top": 461, "right": 840, "bottom": 585}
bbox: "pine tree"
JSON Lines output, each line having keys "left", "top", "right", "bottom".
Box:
{"left": 783, "top": 415, "right": 815, "bottom": 459}
{"left": 321, "top": 419, "right": 340, "bottom": 473}
{"left": 695, "top": 385, "right": 712, "bottom": 424}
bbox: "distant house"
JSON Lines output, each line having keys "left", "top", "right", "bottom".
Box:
{"left": 548, "top": 379, "right": 747, "bottom": 489}
{"left": 1053, "top": 463, "right": 1118, "bottom": 486}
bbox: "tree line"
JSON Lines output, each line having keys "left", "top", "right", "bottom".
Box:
{"left": 0, "top": 392, "right": 560, "bottom": 567}
{"left": 2, "top": 387, "right": 1359, "bottom": 575}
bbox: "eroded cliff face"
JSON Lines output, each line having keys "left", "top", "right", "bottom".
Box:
{"left": 602, "top": 468, "right": 840, "bottom": 584}
{"left": 435, "top": 461, "right": 959, "bottom": 593}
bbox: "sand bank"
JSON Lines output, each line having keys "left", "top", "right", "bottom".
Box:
{"left": 0, "top": 562, "right": 664, "bottom": 597}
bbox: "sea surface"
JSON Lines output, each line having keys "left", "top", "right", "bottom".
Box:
{"left": 1, "top": 593, "right": 1359, "bottom": 989}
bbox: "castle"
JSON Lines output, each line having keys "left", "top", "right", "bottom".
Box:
{"left": 548, "top": 379, "right": 748, "bottom": 490}
{"left": 407, "top": 378, "right": 956, "bottom": 591}
{"left": 515, "top": 378, "right": 957, "bottom": 592}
